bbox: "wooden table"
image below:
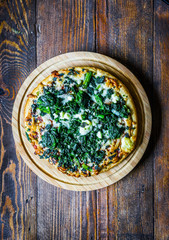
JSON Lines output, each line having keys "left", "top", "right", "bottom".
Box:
{"left": 0, "top": 0, "right": 169, "bottom": 239}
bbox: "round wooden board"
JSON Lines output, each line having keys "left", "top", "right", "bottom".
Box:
{"left": 12, "top": 52, "right": 151, "bottom": 191}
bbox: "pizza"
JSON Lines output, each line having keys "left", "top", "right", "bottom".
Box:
{"left": 24, "top": 67, "right": 137, "bottom": 177}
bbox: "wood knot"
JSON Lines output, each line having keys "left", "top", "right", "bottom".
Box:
{"left": 35, "top": 23, "right": 41, "bottom": 37}
{"left": 0, "top": 88, "right": 5, "bottom": 95}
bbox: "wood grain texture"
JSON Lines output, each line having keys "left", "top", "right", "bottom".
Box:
{"left": 154, "top": 1, "right": 169, "bottom": 239}
{"left": 1, "top": 0, "right": 169, "bottom": 239}
{"left": 0, "top": 0, "right": 37, "bottom": 239}
{"left": 96, "top": 0, "right": 154, "bottom": 239}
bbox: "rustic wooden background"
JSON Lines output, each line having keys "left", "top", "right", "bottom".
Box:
{"left": 0, "top": 0, "right": 169, "bottom": 239}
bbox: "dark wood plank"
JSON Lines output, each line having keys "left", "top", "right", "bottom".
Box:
{"left": 154, "top": 1, "right": 169, "bottom": 239}
{"left": 36, "top": 1, "right": 96, "bottom": 239}
{"left": 0, "top": 0, "right": 37, "bottom": 239}
{"left": 96, "top": 0, "right": 154, "bottom": 239}
{"left": 96, "top": 188, "right": 109, "bottom": 240}
{"left": 107, "top": 185, "right": 118, "bottom": 239}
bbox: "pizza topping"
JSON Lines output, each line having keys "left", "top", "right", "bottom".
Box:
{"left": 108, "top": 154, "right": 116, "bottom": 160}
{"left": 121, "top": 137, "right": 134, "bottom": 153}
{"left": 37, "top": 116, "right": 43, "bottom": 122}
{"left": 79, "top": 120, "right": 92, "bottom": 135}
{"left": 25, "top": 132, "right": 31, "bottom": 142}
{"left": 97, "top": 131, "right": 102, "bottom": 139}
{"left": 25, "top": 67, "right": 137, "bottom": 176}
{"left": 83, "top": 71, "right": 92, "bottom": 88}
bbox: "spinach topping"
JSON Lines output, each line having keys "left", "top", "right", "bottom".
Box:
{"left": 25, "top": 132, "right": 31, "bottom": 142}
{"left": 67, "top": 67, "right": 80, "bottom": 75}
{"left": 95, "top": 76, "right": 105, "bottom": 83}
{"left": 87, "top": 86, "right": 94, "bottom": 95}
{"left": 31, "top": 104, "right": 37, "bottom": 114}
{"left": 31, "top": 70, "right": 131, "bottom": 174}
{"left": 40, "top": 128, "right": 58, "bottom": 149}
{"left": 106, "top": 88, "right": 114, "bottom": 98}
{"left": 111, "top": 97, "right": 130, "bottom": 118}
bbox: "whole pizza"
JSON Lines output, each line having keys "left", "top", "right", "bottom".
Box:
{"left": 24, "top": 67, "right": 137, "bottom": 177}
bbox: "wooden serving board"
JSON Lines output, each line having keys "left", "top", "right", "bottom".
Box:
{"left": 12, "top": 52, "right": 151, "bottom": 191}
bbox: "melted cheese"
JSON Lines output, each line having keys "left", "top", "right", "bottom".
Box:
{"left": 92, "top": 119, "right": 99, "bottom": 126}
{"left": 53, "top": 122, "right": 60, "bottom": 128}
{"left": 41, "top": 114, "right": 52, "bottom": 126}
{"left": 104, "top": 93, "right": 119, "bottom": 104}
{"left": 60, "top": 112, "right": 71, "bottom": 120}
{"left": 79, "top": 120, "right": 92, "bottom": 135}
{"left": 95, "top": 71, "right": 103, "bottom": 77}
{"left": 61, "top": 121, "right": 70, "bottom": 129}
{"left": 121, "top": 137, "right": 134, "bottom": 152}
{"left": 101, "top": 139, "right": 114, "bottom": 150}
{"left": 74, "top": 109, "right": 85, "bottom": 120}
{"left": 97, "top": 131, "right": 102, "bottom": 139}
{"left": 55, "top": 79, "right": 64, "bottom": 90}
{"left": 57, "top": 94, "right": 74, "bottom": 105}
{"left": 53, "top": 113, "right": 58, "bottom": 118}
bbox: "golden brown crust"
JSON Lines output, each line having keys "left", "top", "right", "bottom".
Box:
{"left": 24, "top": 67, "right": 137, "bottom": 177}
